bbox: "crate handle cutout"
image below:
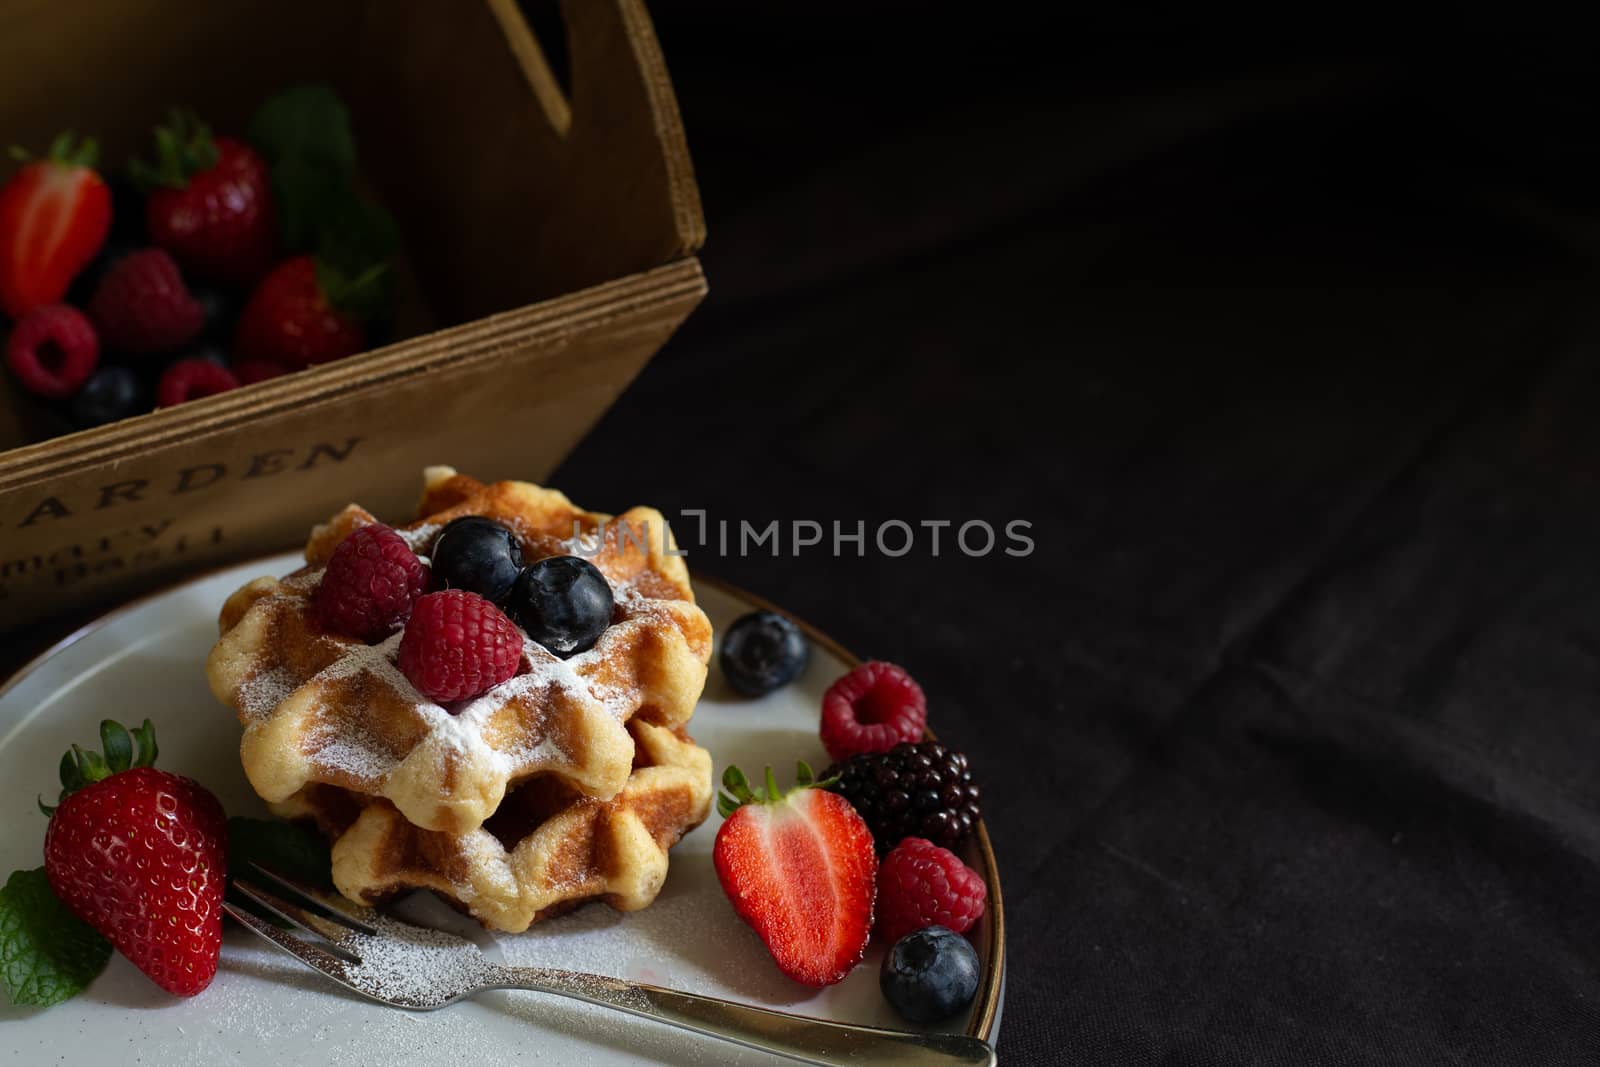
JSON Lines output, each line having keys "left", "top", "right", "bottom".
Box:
{"left": 488, "top": 0, "right": 572, "bottom": 136}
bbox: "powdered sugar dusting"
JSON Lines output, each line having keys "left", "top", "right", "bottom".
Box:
{"left": 341, "top": 913, "right": 490, "bottom": 1008}
{"left": 235, "top": 666, "right": 300, "bottom": 723}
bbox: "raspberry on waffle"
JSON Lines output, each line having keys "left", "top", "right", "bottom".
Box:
{"left": 274, "top": 718, "right": 713, "bottom": 933}
{"left": 206, "top": 467, "right": 713, "bottom": 836}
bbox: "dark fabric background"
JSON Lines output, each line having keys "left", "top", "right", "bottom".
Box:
{"left": 548, "top": 13, "right": 1600, "bottom": 1067}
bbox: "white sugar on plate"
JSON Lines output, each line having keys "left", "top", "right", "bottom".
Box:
{"left": 342, "top": 914, "right": 490, "bottom": 1008}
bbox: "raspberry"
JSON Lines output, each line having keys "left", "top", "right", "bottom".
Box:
{"left": 824, "top": 741, "right": 982, "bottom": 852}
{"left": 156, "top": 358, "right": 239, "bottom": 407}
{"left": 397, "top": 590, "right": 523, "bottom": 703}
{"left": 875, "top": 837, "right": 987, "bottom": 945}
{"left": 233, "top": 359, "right": 291, "bottom": 384}
{"left": 819, "top": 660, "right": 927, "bottom": 762}
{"left": 4, "top": 304, "right": 99, "bottom": 398}
{"left": 88, "top": 248, "right": 203, "bottom": 354}
{"left": 312, "top": 523, "right": 431, "bottom": 642}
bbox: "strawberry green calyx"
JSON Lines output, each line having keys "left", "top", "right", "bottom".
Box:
{"left": 8, "top": 131, "right": 101, "bottom": 169}
{"left": 38, "top": 719, "right": 158, "bottom": 815}
{"left": 129, "top": 108, "right": 219, "bottom": 192}
{"left": 716, "top": 761, "right": 838, "bottom": 819}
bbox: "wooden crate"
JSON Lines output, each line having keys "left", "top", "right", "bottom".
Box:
{"left": 0, "top": 0, "right": 705, "bottom": 633}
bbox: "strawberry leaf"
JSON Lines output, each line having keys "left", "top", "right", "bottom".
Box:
{"left": 129, "top": 719, "right": 157, "bottom": 769}
{"left": 0, "top": 868, "right": 111, "bottom": 1007}
{"left": 98, "top": 721, "right": 131, "bottom": 774}
{"left": 55, "top": 751, "right": 83, "bottom": 798}
{"left": 128, "top": 110, "right": 214, "bottom": 192}
{"left": 47, "top": 719, "right": 159, "bottom": 811}
{"left": 315, "top": 254, "right": 394, "bottom": 323}
{"left": 717, "top": 763, "right": 837, "bottom": 817}
{"left": 71, "top": 746, "right": 108, "bottom": 784}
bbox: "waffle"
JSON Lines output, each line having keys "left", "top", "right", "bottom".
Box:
{"left": 273, "top": 718, "right": 713, "bottom": 932}
{"left": 207, "top": 466, "right": 713, "bottom": 836}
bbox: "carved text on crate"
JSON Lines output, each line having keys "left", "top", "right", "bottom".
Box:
{"left": 5, "top": 438, "right": 363, "bottom": 529}
{"left": 0, "top": 523, "right": 226, "bottom": 603}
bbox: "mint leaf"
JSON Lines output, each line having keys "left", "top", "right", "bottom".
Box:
{"left": 248, "top": 85, "right": 355, "bottom": 174}
{"left": 316, "top": 189, "right": 400, "bottom": 275}
{"left": 247, "top": 83, "right": 398, "bottom": 316}
{"left": 0, "top": 868, "right": 111, "bottom": 1007}
{"left": 227, "top": 816, "right": 331, "bottom": 889}
{"left": 271, "top": 154, "right": 347, "bottom": 251}
{"left": 250, "top": 85, "right": 360, "bottom": 254}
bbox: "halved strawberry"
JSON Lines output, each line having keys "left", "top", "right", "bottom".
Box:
{"left": 712, "top": 762, "right": 877, "bottom": 987}
{"left": 0, "top": 133, "right": 112, "bottom": 319}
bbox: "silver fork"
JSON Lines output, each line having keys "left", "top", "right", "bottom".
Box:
{"left": 226, "top": 867, "right": 997, "bottom": 1067}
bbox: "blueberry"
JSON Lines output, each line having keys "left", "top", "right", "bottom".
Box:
{"left": 191, "top": 285, "right": 240, "bottom": 342}
{"left": 431, "top": 516, "right": 525, "bottom": 604}
{"left": 71, "top": 366, "right": 147, "bottom": 428}
{"left": 719, "top": 610, "right": 809, "bottom": 696}
{"left": 880, "top": 926, "right": 980, "bottom": 1023}
{"left": 508, "top": 555, "right": 613, "bottom": 657}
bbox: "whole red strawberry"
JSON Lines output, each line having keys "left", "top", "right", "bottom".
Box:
{"left": 131, "top": 109, "right": 275, "bottom": 286}
{"left": 0, "top": 132, "right": 112, "bottom": 319}
{"left": 713, "top": 762, "right": 877, "bottom": 987}
{"left": 40, "top": 719, "right": 227, "bottom": 998}
{"left": 234, "top": 256, "right": 366, "bottom": 367}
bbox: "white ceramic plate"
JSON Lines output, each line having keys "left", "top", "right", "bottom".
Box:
{"left": 0, "top": 554, "right": 1004, "bottom": 1065}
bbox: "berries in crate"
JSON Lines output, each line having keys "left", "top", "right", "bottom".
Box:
{"left": 0, "top": 0, "right": 706, "bottom": 637}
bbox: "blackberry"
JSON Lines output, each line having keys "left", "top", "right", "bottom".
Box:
{"left": 823, "top": 741, "right": 981, "bottom": 853}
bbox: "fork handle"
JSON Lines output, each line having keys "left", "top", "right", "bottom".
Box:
{"left": 482, "top": 965, "right": 996, "bottom": 1066}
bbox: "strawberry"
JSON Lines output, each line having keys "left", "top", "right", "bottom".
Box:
{"left": 233, "top": 255, "right": 367, "bottom": 367}
{"left": 0, "top": 133, "right": 112, "bottom": 319}
{"left": 131, "top": 109, "right": 275, "bottom": 286}
{"left": 712, "top": 762, "right": 877, "bottom": 987}
{"left": 39, "top": 720, "right": 227, "bottom": 997}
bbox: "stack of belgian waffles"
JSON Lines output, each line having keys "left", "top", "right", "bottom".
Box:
{"left": 206, "top": 467, "right": 715, "bottom": 932}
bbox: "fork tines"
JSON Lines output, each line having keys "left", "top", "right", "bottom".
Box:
{"left": 226, "top": 865, "right": 381, "bottom": 978}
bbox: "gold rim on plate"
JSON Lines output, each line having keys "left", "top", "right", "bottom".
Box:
{"left": 0, "top": 557, "right": 1006, "bottom": 1043}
